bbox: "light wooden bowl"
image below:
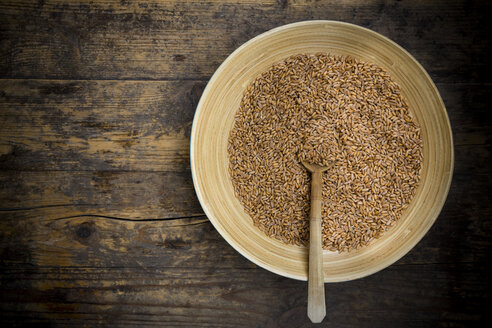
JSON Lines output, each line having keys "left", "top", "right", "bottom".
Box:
{"left": 190, "top": 21, "right": 453, "bottom": 282}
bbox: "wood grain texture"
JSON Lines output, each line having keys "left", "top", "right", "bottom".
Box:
{"left": 0, "top": 0, "right": 490, "bottom": 83}
{"left": 0, "top": 0, "right": 491, "bottom": 327}
{"left": 0, "top": 79, "right": 205, "bottom": 171}
{"left": 0, "top": 264, "right": 489, "bottom": 327}
{"left": 0, "top": 170, "right": 204, "bottom": 218}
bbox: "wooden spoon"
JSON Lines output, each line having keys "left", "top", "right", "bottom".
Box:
{"left": 302, "top": 161, "right": 331, "bottom": 323}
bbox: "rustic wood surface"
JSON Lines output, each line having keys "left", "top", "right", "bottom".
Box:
{"left": 0, "top": 0, "right": 490, "bottom": 327}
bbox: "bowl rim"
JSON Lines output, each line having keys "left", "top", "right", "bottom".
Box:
{"left": 190, "top": 20, "right": 454, "bottom": 281}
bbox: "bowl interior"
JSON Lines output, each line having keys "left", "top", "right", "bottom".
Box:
{"left": 191, "top": 21, "right": 453, "bottom": 282}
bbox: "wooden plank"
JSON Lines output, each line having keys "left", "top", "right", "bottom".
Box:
{"left": 0, "top": 0, "right": 490, "bottom": 83}
{"left": 0, "top": 170, "right": 204, "bottom": 219}
{"left": 438, "top": 84, "right": 492, "bottom": 146}
{"left": 1, "top": 80, "right": 490, "bottom": 172}
{"left": 398, "top": 172, "right": 491, "bottom": 266}
{"left": 0, "top": 215, "right": 251, "bottom": 269}
{"left": 0, "top": 79, "right": 205, "bottom": 171}
{"left": 0, "top": 264, "right": 488, "bottom": 327}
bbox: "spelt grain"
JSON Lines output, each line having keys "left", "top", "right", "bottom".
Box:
{"left": 227, "top": 53, "right": 423, "bottom": 252}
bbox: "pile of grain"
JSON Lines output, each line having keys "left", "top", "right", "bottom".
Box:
{"left": 228, "top": 53, "right": 423, "bottom": 252}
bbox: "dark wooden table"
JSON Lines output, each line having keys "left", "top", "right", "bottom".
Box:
{"left": 1, "top": 1, "right": 491, "bottom": 327}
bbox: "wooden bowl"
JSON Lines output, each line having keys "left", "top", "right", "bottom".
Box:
{"left": 190, "top": 21, "right": 453, "bottom": 282}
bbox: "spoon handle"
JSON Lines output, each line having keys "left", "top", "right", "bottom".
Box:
{"left": 308, "top": 170, "right": 326, "bottom": 323}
